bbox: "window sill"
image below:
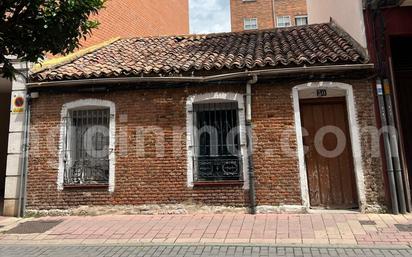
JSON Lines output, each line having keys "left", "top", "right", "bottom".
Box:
{"left": 63, "top": 184, "right": 109, "bottom": 189}
{"left": 193, "top": 181, "right": 244, "bottom": 187}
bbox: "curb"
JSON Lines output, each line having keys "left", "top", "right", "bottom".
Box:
{"left": 0, "top": 242, "right": 410, "bottom": 249}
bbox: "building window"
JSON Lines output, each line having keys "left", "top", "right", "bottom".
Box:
{"left": 193, "top": 102, "right": 242, "bottom": 181}
{"left": 64, "top": 108, "right": 110, "bottom": 185}
{"left": 186, "top": 93, "right": 249, "bottom": 188}
{"left": 277, "top": 16, "right": 291, "bottom": 28}
{"left": 295, "top": 16, "right": 308, "bottom": 26}
{"left": 244, "top": 18, "right": 258, "bottom": 30}
{"left": 58, "top": 99, "right": 116, "bottom": 191}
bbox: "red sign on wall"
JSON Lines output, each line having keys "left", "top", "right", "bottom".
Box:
{"left": 12, "top": 93, "right": 25, "bottom": 113}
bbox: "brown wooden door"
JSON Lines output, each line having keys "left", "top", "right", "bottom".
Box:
{"left": 300, "top": 97, "right": 358, "bottom": 209}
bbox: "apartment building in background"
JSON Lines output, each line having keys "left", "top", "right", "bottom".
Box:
{"left": 230, "top": 0, "right": 308, "bottom": 31}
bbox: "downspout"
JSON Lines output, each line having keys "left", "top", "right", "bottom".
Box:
{"left": 246, "top": 75, "right": 258, "bottom": 214}
{"left": 17, "top": 92, "right": 31, "bottom": 217}
{"left": 376, "top": 78, "right": 399, "bottom": 214}
{"left": 383, "top": 79, "right": 407, "bottom": 214}
{"left": 369, "top": 2, "right": 408, "bottom": 214}
{"left": 271, "top": 0, "right": 276, "bottom": 28}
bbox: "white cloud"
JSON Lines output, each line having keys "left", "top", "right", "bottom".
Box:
{"left": 189, "top": 0, "right": 231, "bottom": 34}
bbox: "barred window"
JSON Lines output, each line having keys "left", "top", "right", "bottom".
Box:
{"left": 64, "top": 108, "right": 110, "bottom": 185}
{"left": 192, "top": 102, "right": 242, "bottom": 182}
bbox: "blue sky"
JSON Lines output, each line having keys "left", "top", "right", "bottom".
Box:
{"left": 189, "top": 0, "right": 231, "bottom": 34}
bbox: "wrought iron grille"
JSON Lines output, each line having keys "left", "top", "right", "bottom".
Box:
{"left": 64, "top": 109, "right": 110, "bottom": 185}
{"left": 193, "top": 155, "right": 242, "bottom": 181}
{"left": 193, "top": 102, "right": 242, "bottom": 181}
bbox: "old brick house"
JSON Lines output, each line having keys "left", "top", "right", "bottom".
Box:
{"left": 230, "top": 0, "right": 307, "bottom": 31}
{"left": 26, "top": 22, "right": 385, "bottom": 213}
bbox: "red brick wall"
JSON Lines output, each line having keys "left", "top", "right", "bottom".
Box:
{"left": 274, "top": 0, "right": 307, "bottom": 26}
{"left": 26, "top": 79, "right": 385, "bottom": 210}
{"left": 351, "top": 80, "right": 386, "bottom": 207}
{"left": 252, "top": 83, "right": 302, "bottom": 205}
{"left": 230, "top": 0, "right": 307, "bottom": 31}
{"left": 230, "top": 0, "right": 275, "bottom": 31}
{"left": 80, "top": 0, "right": 189, "bottom": 48}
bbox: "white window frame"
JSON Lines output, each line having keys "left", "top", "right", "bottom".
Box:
{"left": 57, "top": 99, "right": 116, "bottom": 192}
{"left": 277, "top": 16, "right": 292, "bottom": 28}
{"left": 295, "top": 15, "right": 308, "bottom": 26}
{"left": 186, "top": 92, "right": 249, "bottom": 189}
{"left": 244, "top": 18, "right": 258, "bottom": 30}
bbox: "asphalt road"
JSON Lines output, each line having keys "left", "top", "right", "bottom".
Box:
{"left": 0, "top": 245, "right": 412, "bottom": 257}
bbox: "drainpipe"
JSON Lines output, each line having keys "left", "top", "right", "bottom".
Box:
{"left": 246, "top": 75, "right": 258, "bottom": 214}
{"left": 383, "top": 79, "right": 407, "bottom": 214}
{"left": 17, "top": 92, "right": 31, "bottom": 218}
{"left": 376, "top": 79, "right": 399, "bottom": 214}
{"left": 271, "top": 0, "right": 276, "bottom": 28}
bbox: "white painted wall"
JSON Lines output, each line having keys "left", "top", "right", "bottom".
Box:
{"left": 306, "top": 0, "right": 367, "bottom": 49}
{"left": 1, "top": 61, "right": 31, "bottom": 216}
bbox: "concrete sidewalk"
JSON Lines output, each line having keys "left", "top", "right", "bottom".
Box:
{"left": 0, "top": 213, "right": 412, "bottom": 247}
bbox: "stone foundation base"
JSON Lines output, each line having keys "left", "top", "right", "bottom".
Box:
{"left": 256, "top": 205, "right": 308, "bottom": 214}
{"left": 362, "top": 204, "right": 388, "bottom": 213}
{"left": 25, "top": 203, "right": 388, "bottom": 217}
{"left": 26, "top": 204, "right": 248, "bottom": 217}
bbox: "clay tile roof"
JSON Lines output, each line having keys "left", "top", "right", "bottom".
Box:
{"left": 31, "top": 23, "right": 368, "bottom": 82}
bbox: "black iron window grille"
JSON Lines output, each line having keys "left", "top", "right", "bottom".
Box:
{"left": 193, "top": 102, "right": 242, "bottom": 181}
{"left": 64, "top": 108, "right": 110, "bottom": 185}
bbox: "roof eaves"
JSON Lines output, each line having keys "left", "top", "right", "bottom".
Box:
{"left": 328, "top": 20, "right": 370, "bottom": 63}
{"left": 30, "top": 37, "right": 121, "bottom": 74}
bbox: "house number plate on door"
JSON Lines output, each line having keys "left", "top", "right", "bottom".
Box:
{"left": 317, "top": 89, "right": 327, "bottom": 97}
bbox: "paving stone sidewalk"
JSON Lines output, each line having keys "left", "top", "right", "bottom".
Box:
{"left": 0, "top": 216, "right": 18, "bottom": 229}
{"left": 0, "top": 213, "right": 412, "bottom": 247}
{"left": 1, "top": 245, "right": 412, "bottom": 257}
